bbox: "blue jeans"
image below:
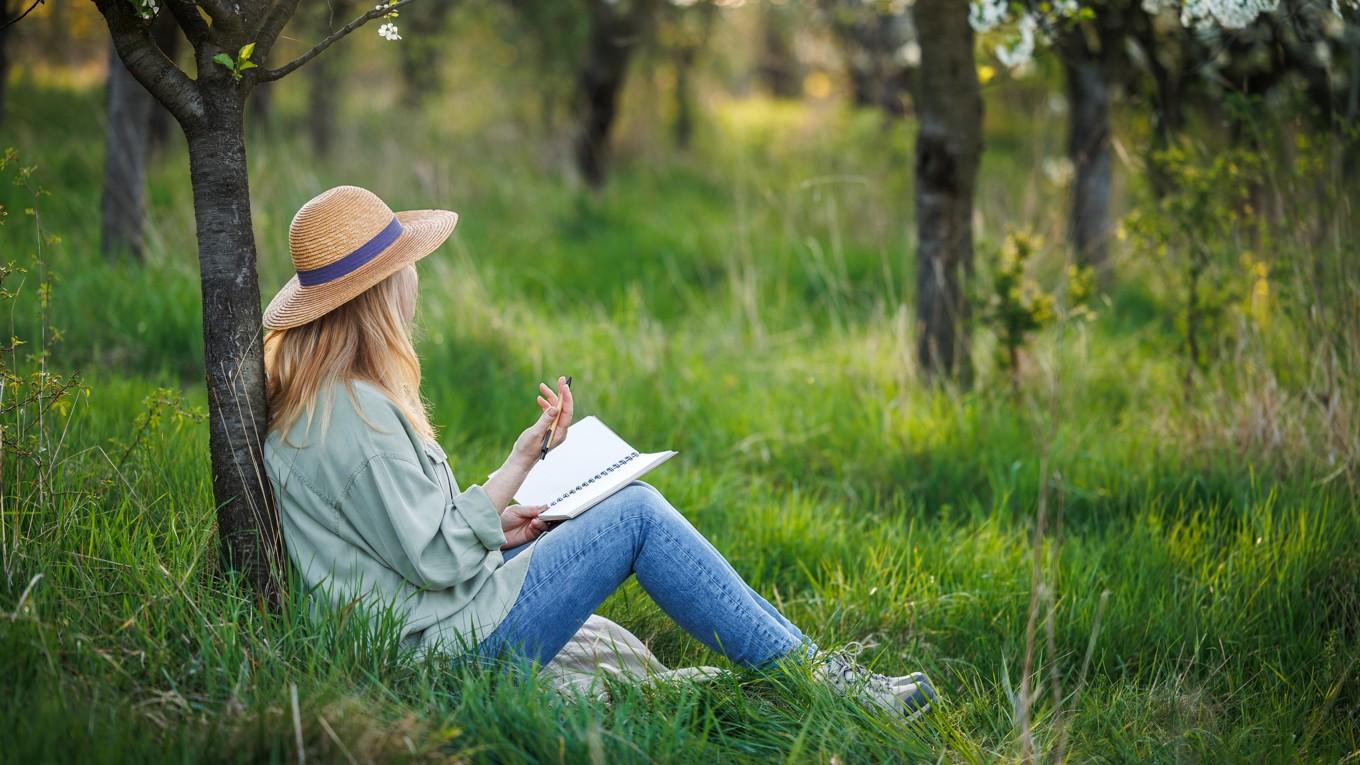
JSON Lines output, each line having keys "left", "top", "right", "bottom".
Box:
{"left": 477, "top": 482, "right": 817, "bottom": 669}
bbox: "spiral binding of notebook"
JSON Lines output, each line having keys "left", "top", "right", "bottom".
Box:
{"left": 548, "top": 451, "right": 640, "bottom": 507}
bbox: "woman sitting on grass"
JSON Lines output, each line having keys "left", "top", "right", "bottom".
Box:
{"left": 260, "top": 185, "right": 936, "bottom": 719}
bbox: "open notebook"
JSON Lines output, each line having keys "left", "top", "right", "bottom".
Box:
{"left": 516, "top": 416, "right": 676, "bottom": 522}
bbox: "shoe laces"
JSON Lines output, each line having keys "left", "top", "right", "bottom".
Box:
{"left": 820, "top": 650, "right": 895, "bottom": 701}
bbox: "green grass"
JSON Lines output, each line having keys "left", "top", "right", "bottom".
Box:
{"left": 1, "top": 56, "right": 1358, "bottom": 764}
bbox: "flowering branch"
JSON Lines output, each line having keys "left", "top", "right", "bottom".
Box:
{"left": 256, "top": 0, "right": 415, "bottom": 83}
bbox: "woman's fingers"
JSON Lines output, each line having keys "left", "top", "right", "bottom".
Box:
{"left": 512, "top": 504, "right": 546, "bottom": 519}
{"left": 537, "top": 395, "right": 550, "bottom": 411}
{"left": 539, "top": 382, "right": 559, "bottom": 407}
{"left": 560, "top": 378, "right": 574, "bottom": 418}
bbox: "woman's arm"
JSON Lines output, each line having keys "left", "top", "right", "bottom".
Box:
{"left": 482, "top": 376, "right": 574, "bottom": 511}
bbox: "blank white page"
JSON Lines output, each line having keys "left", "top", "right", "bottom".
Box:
{"left": 514, "top": 416, "right": 636, "bottom": 507}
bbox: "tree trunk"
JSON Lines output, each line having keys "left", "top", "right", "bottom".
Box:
{"left": 248, "top": 80, "right": 273, "bottom": 131}
{"left": 673, "top": 46, "right": 695, "bottom": 150}
{"left": 308, "top": 50, "right": 341, "bottom": 158}
{"left": 183, "top": 87, "right": 282, "bottom": 605}
{"left": 1065, "top": 53, "right": 1113, "bottom": 278}
{"left": 912, "top": 0, "right": 982, "bottom": 383}
{"left": 397, "top": 0, "right": 452, "bottom": 109}
{"left": 573, "top": 0, "right": 649, "bottom": 189}
{"left": 758, "top": 1, "right": 800, "bottom": 98}
{"left": 101, "top": 43, "right": 156, "bottom": 260}
{"left": 308, "top": 0, "right": 354, "bottom": 156}
{"left": 0, "top": 1, "right": 13, "bottom": 129}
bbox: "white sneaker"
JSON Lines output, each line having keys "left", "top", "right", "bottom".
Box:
{"left": 817, "top": 652, "right": 937, "bottom": 721}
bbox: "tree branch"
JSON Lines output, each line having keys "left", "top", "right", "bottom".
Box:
{"left": 254, "top": 0, "right": 304, "bottom": 60}
{"left": 0, "top": 0, "right": 43, "bottom": 32}
{"left": 165, "top": 0, "right": 212, "bottom": 45}
{"left": 193, "top": 0, "right": 236, "bottom": 25}
{"left": 257, "top": 0, "right": 415, "bottom": 82}
{"left": 93, "top": 0, "right": 205, "bottom": 127}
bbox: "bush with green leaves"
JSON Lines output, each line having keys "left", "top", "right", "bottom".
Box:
{"left": 1121, "top": 142, "right": 1264, "bottom": 391}
{"left": 976, "top": 229, "right": 1094, "bottom": 388}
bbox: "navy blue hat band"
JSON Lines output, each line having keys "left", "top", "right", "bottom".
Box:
{"left": 296, "top": 217, "right": 404, "bottom": 287}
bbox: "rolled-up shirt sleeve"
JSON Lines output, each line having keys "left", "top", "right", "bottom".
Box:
{"left": 451, "top": 483, "right": 506, "bottom": 551}
{"left": 343, "top": 454, "right": 502, "bottom": 590}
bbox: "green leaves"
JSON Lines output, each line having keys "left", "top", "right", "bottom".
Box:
{"left": 212, "top": 43, "right": 259, "bottom": 83}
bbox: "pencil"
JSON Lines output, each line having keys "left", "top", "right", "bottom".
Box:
{"left": 539, "top": 376, "right": 572, "bottom": 460}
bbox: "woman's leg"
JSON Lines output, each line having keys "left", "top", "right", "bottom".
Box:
{"left": 477, "top": 482, "right": 816, "bottom": 668}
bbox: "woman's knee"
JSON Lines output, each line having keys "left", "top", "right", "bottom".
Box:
{"left": 618, "top": 482, "right": 676, "bottom": 518}
{"left": 589, "top": 483, "right": 677, "bottom": 529}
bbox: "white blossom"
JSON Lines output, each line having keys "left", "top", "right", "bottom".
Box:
{"left": 995, "top": 14, "right": 1038, "bottom": 69}
{"left": 969, "top": 0, "right": 1009, "bottom": 32}
{"left": 378, "top": 22, "right": 401, "bottom": 40}
{"left": 1042, "top": 156, "right": 1075, "bottom": 186}
{"left": 1178, "top": 0, "right": 1280, "bottom": 29}
{"left": 898, "top": 40, "right": 922, "bottom": 68}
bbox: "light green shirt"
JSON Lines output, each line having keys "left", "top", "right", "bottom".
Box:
{"left": 263, "top": 379, "right": 533, "bottom": 655}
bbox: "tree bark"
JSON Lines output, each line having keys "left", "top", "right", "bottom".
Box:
{"left": 101, "top": 42, "right": 157, "bottom": 260}
{"left": 912, "top": 0, "right": 981, "bottom": 383}
{"left": 1065, "top": 53, "right": 1113, "bottom": 278}
{"left": 572, "top": 0, "right": 650, "bottom": 189}
{"left": 183, "top": 86, "right": 283, "bottom": 604}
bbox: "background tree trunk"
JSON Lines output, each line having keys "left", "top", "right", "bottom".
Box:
{"left": 668, "top": 1, "right": 716, "bottom": 152}
{"left": 147, "top": 14, "right": 180, "bottom": 157}
{"left": 308, "top": 52, "right": 341, "bottom": 158}
{"left": 1065, "top": 51, "right": 1113, "bottom": 278}
{"left": 308, "top": 0, "right": 355, "bottom": 157}
{"left": 398, "top": 0, "right": 454, "bottom": 108}
{"left": 183, "top": 85, "right": 282, "bottom": 604}
{"left": 248, "top": 81, "right": 273, "bottom": 131}
{"left": 912, "top": 0, "right": 981, "bottom": 382}
{"left": 0, "top": 0, "right": 15, "bottom": 128}
{"left": 758, "top": 1, "right": 801, "bottom": 98}
{"left": 673, "top": 45, "right": 696, "bottom": 150}
{"left": 101, "top": 42, "right": 156, "bottom": 260}
{"left": 573, "top": 0, "right": 651, "bottom": 189}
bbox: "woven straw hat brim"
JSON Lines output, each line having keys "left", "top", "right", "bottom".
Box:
{"left": 263, "top": 209, "right": 458, "bottom": 330}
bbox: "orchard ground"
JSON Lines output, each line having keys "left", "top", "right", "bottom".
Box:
{"left": 1, "top": 57, "right": 1358, "bottom": 763}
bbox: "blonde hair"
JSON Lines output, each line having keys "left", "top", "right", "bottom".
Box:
{"left": 264, "top": 266, "right": 433, "bottom": 443}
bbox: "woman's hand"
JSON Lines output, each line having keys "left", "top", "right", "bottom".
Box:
{"left": 509, "top": 376, "right": 574, "bottom": 467}
{"left": 535, "top": 376, "right": 574, "bottom": 451}
{"left": 501, "top": 504, "right": 548, "bottom": 548}
{"left": 483, "top": 376, "right": 575, "bottom": 512}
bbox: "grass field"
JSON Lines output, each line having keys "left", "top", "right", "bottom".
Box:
{"left": 1, "top": 63, "right": 1358, "bottom": 763}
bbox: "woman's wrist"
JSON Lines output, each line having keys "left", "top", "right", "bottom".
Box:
{"left": 503, "top": 449, "right": 537, "bottom": 477}
{"left": 484, "top": 452, "right": 534, "bottom": 512}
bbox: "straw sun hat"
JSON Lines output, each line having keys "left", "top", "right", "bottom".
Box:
{"left": 263, "top": 185, "right": 458, "bottom": 330}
